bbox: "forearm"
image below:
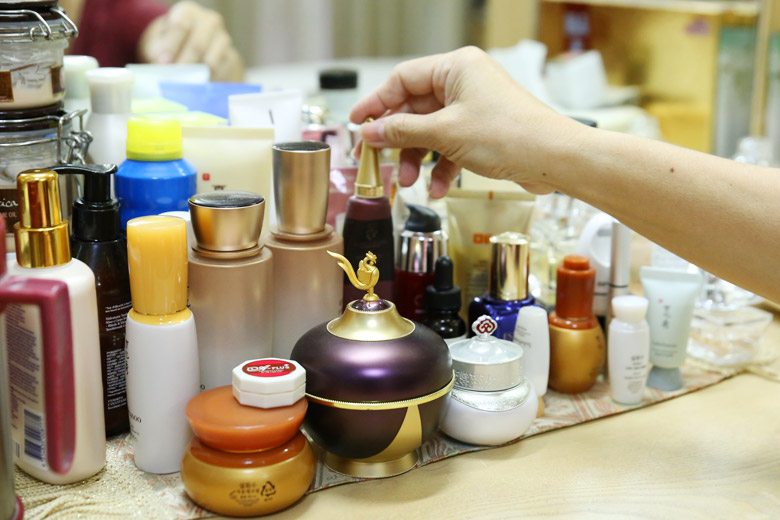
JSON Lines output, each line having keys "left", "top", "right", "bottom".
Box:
{"left": 544, "top": 126, "right": 780, "bottom": 301}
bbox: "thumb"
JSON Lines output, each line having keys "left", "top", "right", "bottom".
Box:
{"left": 360, "top": 112, "right": 444, "bottom": 150}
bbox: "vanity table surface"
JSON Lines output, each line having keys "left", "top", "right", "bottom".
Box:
{"left": 266, "top": 310, "right": 780, "bottom": 519}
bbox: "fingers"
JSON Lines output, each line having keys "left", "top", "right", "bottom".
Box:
{"left": 174, "top": 8, "right": 223, "bottom": 64}
{"left": 429, "top": 156, "right": 460, "bottom": 199}
{"left": 398, "top": 148, "right": 429, "bottom": 187}
{"left": 350, "top": 53, "right": 447, "bottom": 124}
{"left": 149, "top": 1, "right": 198, "bottom": 63}
{"left": 360, "top": 111, "right": 446, "bottom": 151}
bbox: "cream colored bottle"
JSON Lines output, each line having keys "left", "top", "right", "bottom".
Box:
{"left": 5, "top": 170, "right": 106, "bottom": 484}
{"left": 264, "top": 142, "right": 343, "bottom": 358}
{"left": 188, "top": 192, "right": 274, "bottom": 390}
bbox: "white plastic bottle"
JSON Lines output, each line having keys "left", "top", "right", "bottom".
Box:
{"left": 608, "top": 295, "right": 650, "bottom": 404}
{"left": 513, "top": 306, "right": 550, "bottom": 415}
{"left": 125, "top": 216, "right": 199, "bottom": 474}
{"left": 5, "top": 170, "right": 106, "bottom": 484}
{"left": 86, "top": 68, "right": 134, "bottom": 165}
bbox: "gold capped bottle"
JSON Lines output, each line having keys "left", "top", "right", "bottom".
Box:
{"left": 4, "top": 169, "right": 106, "bottom": 484}
{"left": 188, "top": 191, "right": 273, "bottom": 390}
{"left": 290, "top": 251, "right": 453, "bottom": 478}
{"left": 125, "top": 216, "right": 199, "bottom": 473}
{"left": 264, "top": 141, "right": 343, "bottom": 358}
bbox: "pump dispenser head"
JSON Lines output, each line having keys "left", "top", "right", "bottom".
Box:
{"left": 397, "top": 205, "right": 447, "bottom": 274}
{"left": 50, "top": 164, "right": 120, "bottom": 242}
{"left": 15, "top": 169, "right": 71, "bottom": 268}
{"left": 127, "top": 216, "right": 188, "bottom": 316}
{"left": 489, "top": 232, "right": 530, "bottom": 301}
{"left": 354, "top": 118, "right": 383, "bottom": 199}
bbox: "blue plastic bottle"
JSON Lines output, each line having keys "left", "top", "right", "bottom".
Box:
{"left": 468, "top": 232, "right": 536, "bottom": 341}
{"left": 116, "top": 117, "right": 196, "bottom": 229}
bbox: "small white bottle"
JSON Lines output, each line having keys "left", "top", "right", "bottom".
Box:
{"left": 608, "top": 295, "right": 650, "bottom": 405}
{"left": 5, "top": 170, "right": 106, "bottom": 484}
{"left": 86, "top": 68, "right": 134, "bottom": 166}
{"left": 513, "top": 306, "right": 550, "bottom": 416}
{"left": 125, "top": 216, "right": 199, "bottom": 473}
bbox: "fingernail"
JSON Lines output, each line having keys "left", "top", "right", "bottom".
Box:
{"left": 360, "top": 120, "right": 386, "bottom": 147}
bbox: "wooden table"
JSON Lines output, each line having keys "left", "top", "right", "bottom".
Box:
{"left": 268, "top": 308, "right": 780, "bottom": 519}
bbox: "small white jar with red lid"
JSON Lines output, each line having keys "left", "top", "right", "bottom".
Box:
{"left": 232, "top": 358, "right": 306, "bottom": 409}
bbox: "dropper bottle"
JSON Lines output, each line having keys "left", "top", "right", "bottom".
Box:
{"left": 341, "top": 125, "right": 395, "bottom": 305}
{"left": 52, "top": 164, "right": 132, "bottom": 437}
{"left": 424, "top": 256, "right": 467, "bottom": 344}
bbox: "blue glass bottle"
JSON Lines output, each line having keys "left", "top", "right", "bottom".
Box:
{"left": 468, "top": 232, "right": 536, "bottom": 341}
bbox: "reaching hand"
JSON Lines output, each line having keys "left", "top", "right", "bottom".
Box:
{"left": 139, "top": 1, "right": 244, "bottom": 82}
{"left": 350, "top": 46, "right": 584, "bottom": 198}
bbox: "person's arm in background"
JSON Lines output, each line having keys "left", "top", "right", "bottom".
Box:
{"left": 350, "top": 46, "right": 780, "bottom": 303}
{"left": 138, "top": 1, "right": 243, "bottom": 82}
{"left": 63, "top": 0, "right": 243, "bottom": 81}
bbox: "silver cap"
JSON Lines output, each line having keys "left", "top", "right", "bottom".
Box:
{"left": 489, "top": 232, "right": 530, "bottom": 301}
{"left": 273, "top": 141, "right": 331, "bottom": 236}
{"left": 396, "top": 230, "right": 447, "bottom": 273}
{"left": 449, "top": 316, "right": 524, "bottom": 392}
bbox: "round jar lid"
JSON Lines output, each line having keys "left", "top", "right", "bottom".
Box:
{"left": 232, "top": 358, "right": 306, "bottom": 406}
{"left": 185, "top": 385, "right": 306, "bottom": 452}
{"left": 449, "top": 316, "right": 524, "bottom": 392}
{"left": 0, "top": 102, "right": 64, "bottom": 132}
{"left": 190, "top": 191, "right": 264, "bottom": 209}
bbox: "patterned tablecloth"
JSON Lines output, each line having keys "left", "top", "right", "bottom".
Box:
{"left": 14, "top": 362, "right": 733, "bottom": 519}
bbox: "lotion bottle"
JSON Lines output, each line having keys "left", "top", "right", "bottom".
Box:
{"left": 125, "top": 216, "right": 199, "bottom": 473}
{"left": 85, "top": 67, "right": 134, "bottom": 166}
{"left": 608, "top": 295, "right": 650, "bottom": 405}
{"left": 5, "top": 169, "right": 106, "bottom": 484}
{"left": 52, "top": 164, "right": 132, "bottom": 437}
{"left": 513, "top": 305, "right": 550, "bottom": 415}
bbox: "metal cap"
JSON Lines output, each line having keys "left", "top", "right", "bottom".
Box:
{"left": 189, "top": 191, "right": 265, "bottom": 252}
{"left": 354, "top": 118, "right": 383, "bottom": 199}
{"left": 273, "top": 141, "right": 330, "bottom": 235}
{"left": 14, "top": 169, "right": 70, "bottom": 268}
{"left": 449, "top": 316, "right": 523, "bottom": 391}
{"left": 489, "top": 232, "right": 530, "bottom": 301}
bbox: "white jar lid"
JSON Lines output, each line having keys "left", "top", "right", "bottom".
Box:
{"left": 232, "top": 358, "right": 306, "bottom": 409}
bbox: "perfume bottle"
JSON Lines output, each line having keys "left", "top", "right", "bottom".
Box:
{"left": 468, "top": 232, "right": 535, "bottom": 341}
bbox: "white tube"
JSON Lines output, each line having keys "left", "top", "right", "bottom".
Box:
{"left": 513, "top": 306, "right": 550, "bottom": 397}
{"left": 125, "top": 311, "right": 199, "bottom": 473}
{"left": 640, "top": 267, "right": 702, "bottom": 390}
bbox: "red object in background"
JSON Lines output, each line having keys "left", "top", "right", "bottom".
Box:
{"left": 395, "top": 269, "right": 435, "bottom": 323}
{"left": 69, "top": 0, "right": 169, "bottom": 67}
{"left": 327, "top": 164, "right": 394, "bottom": 229}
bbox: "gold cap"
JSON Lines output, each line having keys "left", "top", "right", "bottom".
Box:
{"left": 354, "top": 118, "right": 383, "bottom": 198}
{"left": 127, "top": 216, "right": 188, "bottom": 316}
{"left": 489, "top": 232, "right": 530, "bottom": 301}
{"left": 14, "top": 169, "right": 70, "bottom": 268}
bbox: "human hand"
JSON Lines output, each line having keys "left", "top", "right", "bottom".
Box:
{"left": 351, "top": 46, "right": 584, "bottom": 198}
{"left": 138, "top": 1, "right": 244, "bottom": 82}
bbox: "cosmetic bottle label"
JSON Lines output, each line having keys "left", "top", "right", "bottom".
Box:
{"left": 101, "top": 299, "right": 132, "bottom": 413}
{"left": 5, "top": 304, "right": 49, "bottom": 471}
{"left": 243, "top": 359, "right": 296, "bottom": 377}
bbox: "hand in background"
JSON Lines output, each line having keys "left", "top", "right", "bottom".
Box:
{"left": 351, "top": 46, "right": 582, "bottom": 198}
{"left": 138, "top": 1, "right": 244, "bottom": 82}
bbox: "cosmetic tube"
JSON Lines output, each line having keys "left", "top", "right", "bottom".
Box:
{"left": 125, "top": 216, "right": 199, "bottom": 473}
{"left": 640, "top": 266, "right": 703, "bottom": 391}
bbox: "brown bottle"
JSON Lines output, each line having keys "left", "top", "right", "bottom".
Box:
{"left": 548, "top": 255, "right": 605, "bottom": 393}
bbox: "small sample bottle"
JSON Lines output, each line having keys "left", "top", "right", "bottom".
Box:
{"left": 395, "top": 205, "right": 447, "bottom": 322}
{"left": 548, "top": 255, "right": 606, "bottom": 394}
{"left": 125, "top": 216, "right": 199, "bottom": 474}
{"left": 53, "top": 164, "right": 132, "bottom": 436}
{"left": 341, "top": 134, "right": 395, "bottom": 305}
{"left": 439, "top": 316, "right": 538, "bottom": 446}
{"left": 85, "top": 67, "right": 134, "bottom": 165}
{"left": 319, "top": 68, "right": 359, "bottom": 125}
{"left": 513, "top": 305, "right": 550, "bottom": 415}
{"left": 188, "top": 191, "right": 274, "bottom": 390}
{"left": 264, "top": 142, "right": 343, "bottom": 359}
{"left": 424, "top": 256, "right": 466, "bottom": 344}
{"left": 115, "top": 117, "right": 197, "bottom": 229}
{"left": 5, "top": 169, "right": 106, "bottom": 484}
{"left": 181, "top": 358, "right": 314, "bottom": 517}
{"left": 608, "top": 295, "right": 650, "bottom": 405}
{"left": 468, "top": 232, "right": 535, "bottom": 341}
{"left": 63, "top": 55, "right": 98, "bottom": 115}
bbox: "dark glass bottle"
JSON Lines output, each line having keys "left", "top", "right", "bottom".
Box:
{"left": 53, "top": 164, "right": 132, "bottom": 436}
{"left": 424, "top": 256, "right": 466, "bottom": 344}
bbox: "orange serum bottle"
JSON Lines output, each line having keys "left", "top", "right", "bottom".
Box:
{"left": 548, "top": 255, "right": 606, "bottom": 393}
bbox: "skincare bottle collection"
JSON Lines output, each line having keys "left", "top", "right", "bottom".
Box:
{"left": 0, "top": 4, "right": 753, "bottom": 516}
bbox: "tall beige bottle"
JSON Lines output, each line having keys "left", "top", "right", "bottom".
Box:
{"left": 188, "top": 192, "right": 273, "bottom": 390}
{"left": 264, "top": 142, "right": 343, "bottom": 358}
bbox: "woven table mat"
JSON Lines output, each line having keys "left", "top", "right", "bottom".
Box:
{"left": 15, "top": 361, "right": 730, "bottom": 519}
